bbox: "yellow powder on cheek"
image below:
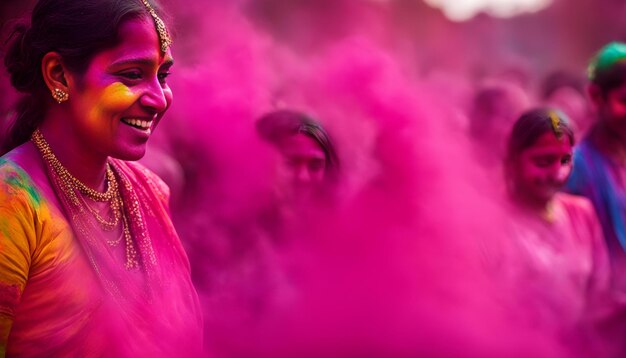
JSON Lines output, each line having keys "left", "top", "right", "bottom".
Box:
{"left": 86, "top": 82, "right": 139, "bottom": 127}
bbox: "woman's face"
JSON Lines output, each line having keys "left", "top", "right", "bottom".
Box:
{"left": 511, "top": 131, "right": 573, "bottom": 205}
{"left": 275, "top": 132, "right": 327, "bottom": 202}
{"left": 65, "top": 16, "right": 173, "bottom": 161}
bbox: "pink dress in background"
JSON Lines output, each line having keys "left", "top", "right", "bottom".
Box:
{"left": 490, "top": 193, "right": 612, "bottom": 355}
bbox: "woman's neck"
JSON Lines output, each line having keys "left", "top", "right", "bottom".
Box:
{"left": 511, "top": 190, "right": 555, "bottom": 223}
{"left": 38, "top": 114, "right": 108, "bottom": 192}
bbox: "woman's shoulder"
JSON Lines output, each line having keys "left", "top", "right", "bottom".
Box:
{"left": 555, "top": 192, "right": 601, "bottom": 230}
{"left": 0, "top": 156, "right": 47, "bottom": 238}
{"left": 555, "top": 192, "right": 595, "bottom": 213}
{"left": 0, "top": 156, "right": 41, "bottom": 205}
{"left": 0, "top": 143, "right": 50, "bottom": 203}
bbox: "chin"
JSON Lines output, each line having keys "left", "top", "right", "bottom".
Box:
{"left": 533, "top": 192, "right": 555, "bottom": 205}
{"left": 111, "top": 147, "right": 147, "bottom": 161}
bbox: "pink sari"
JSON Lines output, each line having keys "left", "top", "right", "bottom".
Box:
{"left": 76, "top": 159, "right": 203, "bottom": 356}
{"left": 4, "top": 156, "right": 203, "bottom": 356}
{"left": 98, "top": 160, "right": 203, "bottom": 355}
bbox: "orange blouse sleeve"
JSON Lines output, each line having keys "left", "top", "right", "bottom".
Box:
{"left": 0, "top": 162, "right": 43, "bottom": 355}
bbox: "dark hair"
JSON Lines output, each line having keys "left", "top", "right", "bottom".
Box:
{"left": 506, "top": 107, "right": 575, "bottom": 161}
{"left": 256, "top": 109, "right": 340, "bottom": 181}
{"left": 588, "top": 42, "right": 626, "bottom": 96}
{"left": 591, "top": 61, "right": 626, "bottom": 96}
{"left": 3, "top": 0, "right": 169, "bottom": 152}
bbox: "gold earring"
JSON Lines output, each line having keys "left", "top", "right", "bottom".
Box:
{"left": 52, "top": 88, "right": 69, "bottom": 103}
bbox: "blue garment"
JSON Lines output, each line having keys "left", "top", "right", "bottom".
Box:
{"left": 566, "top": 137, "right": 626, "bottom": 255}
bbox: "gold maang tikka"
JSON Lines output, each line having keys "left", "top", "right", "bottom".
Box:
{"left": 141, "top": 0, "right": 172, "bottom": 53}
{"left": 549, "top": 111, "right": 562, "bottom": 137}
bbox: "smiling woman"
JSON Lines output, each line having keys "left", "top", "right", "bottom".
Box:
{"left": 496, "top": 108, "right": 613, "bottom": 355}
{"left": 58, "top": 16, "right": 174, "bottom": 161}
{"left": 0, "top": 0, "right": 202, "bottom": 356}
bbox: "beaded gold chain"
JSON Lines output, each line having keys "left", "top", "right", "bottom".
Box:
{"left": 31, "top": 129, "right": 139, "bottom": 269}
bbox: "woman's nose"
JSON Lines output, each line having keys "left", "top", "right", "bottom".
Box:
{"left": 140, "top": 79, "right": 169, "bottom": 113}
{"left": 295, "top": 166, "right": 312, "bottom": 183}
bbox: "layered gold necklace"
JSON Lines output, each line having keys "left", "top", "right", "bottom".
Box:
{"left": 31, "top": 129, "right": 139, "bottom": 269}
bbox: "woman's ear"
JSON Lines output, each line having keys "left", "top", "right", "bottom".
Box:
{"left": 41, "top": 52, "right": 70, "bottom": 103}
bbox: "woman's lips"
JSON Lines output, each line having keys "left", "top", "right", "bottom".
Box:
{"left": 121, "top": 118, "right": 153, "bottom": 130}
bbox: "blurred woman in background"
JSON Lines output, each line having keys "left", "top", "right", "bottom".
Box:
{"left": 256, "top": 109, "right": 340, "bottom": 209}
{"left": 468, "top": 80, "right": 530, "bottom": 168}
{"left": 501, "top": 108, "right": 612, "bottom": 355}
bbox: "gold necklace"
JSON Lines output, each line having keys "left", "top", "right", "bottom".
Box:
{"left": 541, "top": 201, "right": 556, "bottom": 224}
{"left": 106, "top": 227, "right": 124, "bottom": 246}
{"left": 31, "top": 129, "right": 123, "bottom": 231}
{"left": 78, "top": 179, "right": 123, "bottom": 232}
{"left": 31, "top": 129, "right": 139, "bottom": 269}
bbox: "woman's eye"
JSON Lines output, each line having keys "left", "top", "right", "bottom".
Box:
{"left": 309, "top": 159, "right": 325, "bottom": 172}
{"left": 286, "top": 158, "right": 299, "bottom": 168}
{"left": 532, "top": 157, "right": 553, "bottom": 167}
{"left": 158, "top": 72, "right": 171, "bottom": 83}
{"left": 119, "top": 71, "right": 142, "bottom": 80}
{"left": 561, "top": 157, "right": 572, "bottom": 165}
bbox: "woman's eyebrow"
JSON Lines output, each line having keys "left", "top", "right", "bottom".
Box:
{"left": 110, "top": 57, "right": 174, "bottom": 68}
